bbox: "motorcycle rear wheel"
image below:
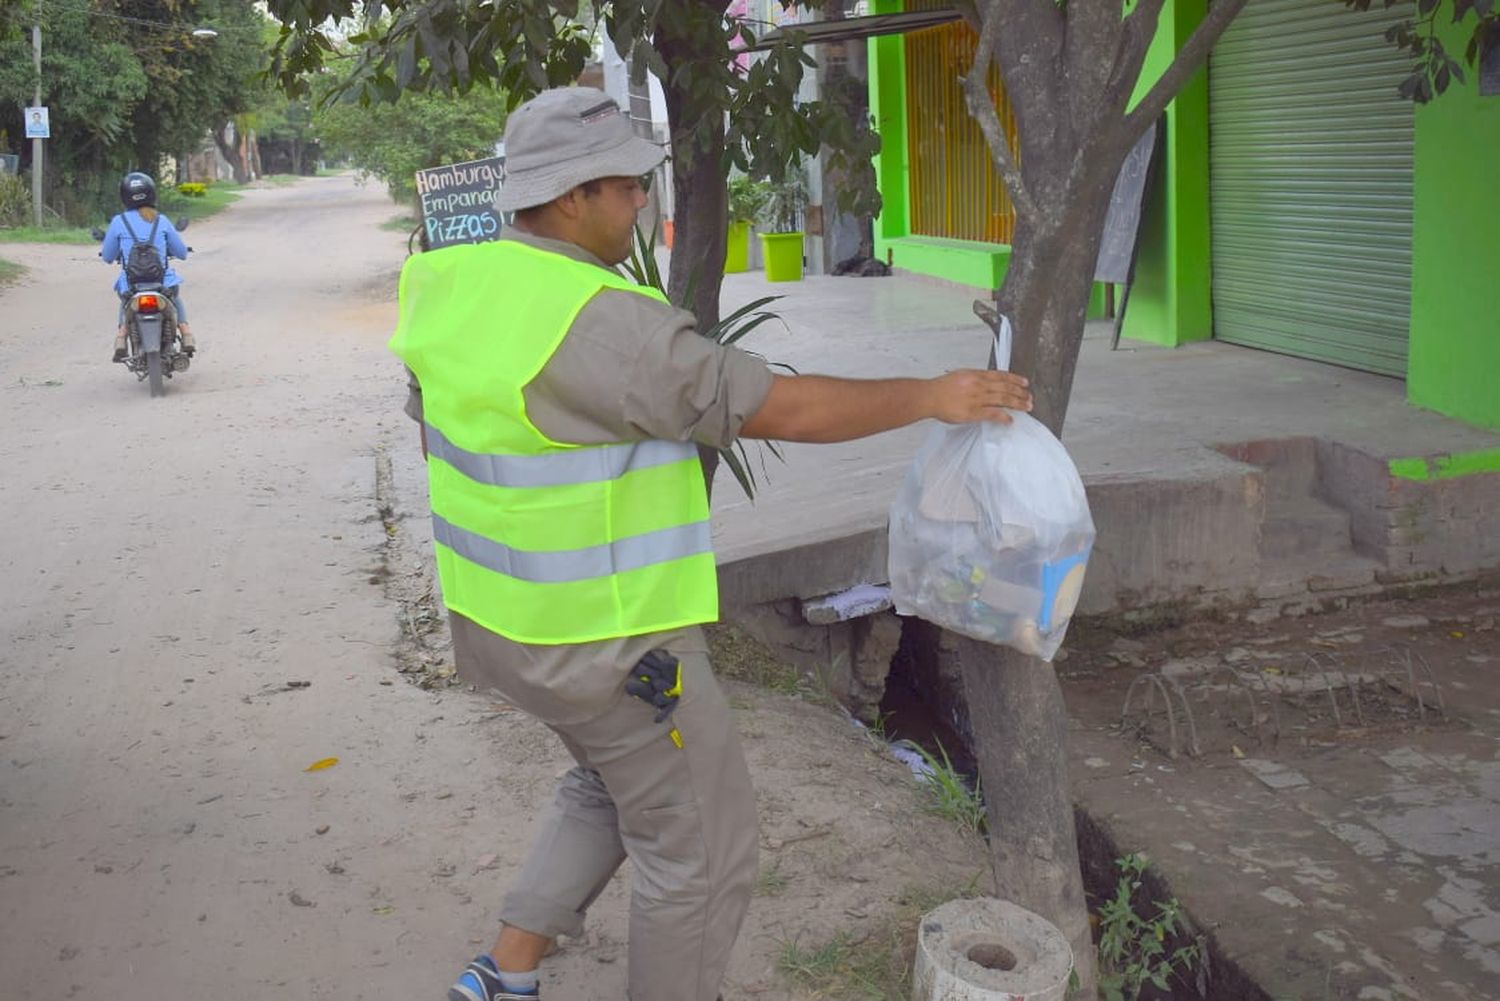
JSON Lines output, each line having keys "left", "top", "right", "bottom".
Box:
{"left": 146, "top": 351, "right": 164, "bottom": 397}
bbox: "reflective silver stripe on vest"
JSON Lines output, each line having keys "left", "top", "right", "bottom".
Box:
{"left": 433, "top": 515, "right": 712, "bottom": 584}
{"left": 426, "top": 424, "right": 695, "bottom": 488}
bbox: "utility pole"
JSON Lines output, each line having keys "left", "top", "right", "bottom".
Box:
{"left": 32, "top": 23, "right": 43, "bottom": 227}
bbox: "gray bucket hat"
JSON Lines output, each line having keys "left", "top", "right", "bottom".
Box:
{"left": 496, "top": 87, "right": 665, "bottom": 212}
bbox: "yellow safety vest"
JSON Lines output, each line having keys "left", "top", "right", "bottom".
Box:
{"left": 389, "top": 239, "right": 718, "bottom": 645}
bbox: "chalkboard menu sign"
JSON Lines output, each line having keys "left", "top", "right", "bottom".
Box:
{"left": 414, "top": 155, "right": 505, "bottom": 250}
{"left": 1094, "top": 121, "right": 1159, "bottom": 285}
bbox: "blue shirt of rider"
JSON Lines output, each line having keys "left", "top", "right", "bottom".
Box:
{"left": 100, "top": 209, "right": 188, "bottom": 294}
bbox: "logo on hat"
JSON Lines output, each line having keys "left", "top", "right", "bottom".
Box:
{"left": 579, "top": 101, "right": 622, "bottom": 125}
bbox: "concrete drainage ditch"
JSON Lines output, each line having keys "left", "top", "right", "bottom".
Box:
{"left": 717, "top": 596, "right": 1280, "bottom": 1001}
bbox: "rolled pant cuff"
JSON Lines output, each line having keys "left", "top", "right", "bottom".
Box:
{"left": 500, "top": 892, "right": 587, "bottom": 940}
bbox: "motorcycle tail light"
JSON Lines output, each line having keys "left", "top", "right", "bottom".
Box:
{"left": 137, "top": 294, "right": 160, "bottom": 312}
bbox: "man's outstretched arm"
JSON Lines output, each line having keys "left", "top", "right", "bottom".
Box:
{"left": 739, "top": 370, "right": 1031, "bottom": 444}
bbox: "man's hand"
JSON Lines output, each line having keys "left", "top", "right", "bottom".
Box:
{"left": 741, "top": 370, "right": 1033, "bottom": 444}
{"left": 929, "top": 369, "right": 1032, "bottom": 425}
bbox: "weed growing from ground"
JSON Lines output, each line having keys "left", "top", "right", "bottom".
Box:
{"left": 1096, "top": 853, "right": 1205, "bottom": 1001}
{"left": 776, "top": 878, "right": 988, "bottom": 1000}
{"left": 704, "top": 623, "right": 838, "bottom": 707}
{"left": 754, "top": 861, "right": 788, "bottom": 897}
{"left": 894, "top": 738, "right": 986, "bottom": 834}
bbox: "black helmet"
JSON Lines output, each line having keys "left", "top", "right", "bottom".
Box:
{"left": 120, "top": 172, "right": 156, "bottom": 209}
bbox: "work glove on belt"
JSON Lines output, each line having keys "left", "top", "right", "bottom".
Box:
{"left": 625, "top": 649, "right": 682, "bottom": 723}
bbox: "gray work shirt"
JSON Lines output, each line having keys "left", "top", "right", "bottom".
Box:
{"left": 404, "top": 229, "right": 774, "bottom": 724}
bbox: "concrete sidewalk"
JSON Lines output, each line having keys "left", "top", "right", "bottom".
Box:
{"left": 708, "top": 267, "right": 1500, "bottom": 617}
{"left": 1062, "top": 582, "right": 1500, "bottom": 1001}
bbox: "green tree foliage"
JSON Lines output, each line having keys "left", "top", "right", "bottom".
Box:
{"left": 262, "top": 0, "right": 881, "bottom": 330}
{"left": 314, "top": 82, "right": 510, "bottom": 204}
{"left": 256, "top": 92, "right": 318, "bottom": 175}
{"left": 267, "top": 0, "right": 875, "bottom": 209}
{"left": 0, "top": 1, "right": 147, "bottom": 217}
{"left": 122, "top": 0, "right": 270, "bottom": 173}
{"left": 1348, "top": 0, "right": 1500, "bottom": 102}
{"left": 0, "top": 0, "right": 271, "bottom": 223}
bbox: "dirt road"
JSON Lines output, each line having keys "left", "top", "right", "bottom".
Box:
{"left": 0, "top": 176, "right": 986, "bottom": 1000}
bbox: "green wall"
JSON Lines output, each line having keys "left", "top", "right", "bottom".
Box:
{"left": 866, "top": 0, "right": 1495, "bottom": 428}
{"left": 869, "top": 2, "right": 1017, "bottom": 290}
{"left": 1405, "top": 22, "right": 1500, "bottom": 429}
{"left": 867, "top": 0, "right": 1155, "bottom": 315}
{"left": 869, "top": 0, "right": 909, "bottom": 252}
{"left": 1119, "top": 0, "right": 1213, "bottom": 347}
{"left": 868, "top": 0, "right": 1017, "bottom": 291}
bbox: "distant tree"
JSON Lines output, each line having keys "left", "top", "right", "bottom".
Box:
{"left": 257, "top": 95, "right": 318, "bottom": 176}
{"left": 313, "top": 81, "right": 511, "bottom": 204}
{"left": 0, "top": 1, "right": 147, "bottom": 218}
{"left": 114, "top": 0, "right": 270, "bottom": 180}
{"left": 0, "top": 0, "right": 272, "bottom": 220}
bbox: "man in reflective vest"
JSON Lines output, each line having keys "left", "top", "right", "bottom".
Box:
{"left": 391, "top": 87, "right": 1032, "bottom": 1001}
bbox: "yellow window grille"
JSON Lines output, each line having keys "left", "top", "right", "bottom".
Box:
{"left": 904, "top": 17, "right": 1019, "bottom": 244}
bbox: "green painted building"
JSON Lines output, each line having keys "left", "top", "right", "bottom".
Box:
{"left": 867, "top": 0, "right": 1499, "bottom": 429}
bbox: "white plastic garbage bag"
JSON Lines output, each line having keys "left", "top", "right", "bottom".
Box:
{"left": 887, "top": 317, "right": 1095, "bottom": 661}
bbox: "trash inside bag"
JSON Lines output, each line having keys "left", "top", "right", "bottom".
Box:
{"left": 887, "top": 318, "right": 1095, "bottom": 661}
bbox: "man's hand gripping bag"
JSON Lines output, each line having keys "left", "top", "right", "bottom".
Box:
{"left": 887, "top": 317, "right": 1095, "bottom": 661}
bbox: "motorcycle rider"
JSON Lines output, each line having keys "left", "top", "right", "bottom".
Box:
{"left": 99, "top": 172, "right": 195, "bottom": 362}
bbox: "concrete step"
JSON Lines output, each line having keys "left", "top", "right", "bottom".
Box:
{"left": 1260, "top": 499, "right": 1354, "bottom": 560}
{"left": 1262, "top": 461, "right": 1320, "bottom": 506}
{"left": 1254, "top": 550, "right": 1382, "bottom": 602}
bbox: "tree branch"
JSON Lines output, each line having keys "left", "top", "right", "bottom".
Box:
{"left": 962, "top": 4, "right": 1037, "bottom": 220}
{"left": 1121, "top": 0, "right": 1250, "bottom": 141}
{"left": 1104, "top": 0, "right": 1168, "bottom": 111}
{"left": 953, "top": 0, "right": 982, "bottom": 34}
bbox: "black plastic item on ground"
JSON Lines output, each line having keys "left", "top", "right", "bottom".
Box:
{"left": 831, "top": 255, "right": 891, "bottom": 277}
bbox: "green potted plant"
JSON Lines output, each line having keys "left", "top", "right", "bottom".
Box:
{"left": 756, "top": 166, "right": 808, "bottom": 283}
{"left": 726, "top": 176, "right": 770, "bottom": 274}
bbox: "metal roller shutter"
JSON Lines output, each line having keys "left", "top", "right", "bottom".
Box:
{"left": 1208, "top": 0, "right": 1414, "bottom": 376}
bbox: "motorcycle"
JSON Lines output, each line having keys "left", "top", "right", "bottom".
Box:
{"left": 93, "top": 217, "right": 193, "bottom": 398}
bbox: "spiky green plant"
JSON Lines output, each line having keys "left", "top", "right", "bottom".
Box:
{"left": 622, "top": 219, "right": 792, "bottom": 500}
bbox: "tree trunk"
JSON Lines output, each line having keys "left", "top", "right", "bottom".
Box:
{"left": 999, "top": 199, "right": 1114, "bottom": 435}
{"left": 659, "top": 97, "right": 728, "bottom": 331}
{"left": 954, "top": 638, "right": 1097, "bottom": 995}
{"left": 960, "top": 182, "right": 1120, "bottom": 1001}
{"left": 655, "top": 13, "right": 731, "bottom": 501}
{"left": 666, "top": 137, "right": 728, "bottom": 499}
{"left": 213, "top": 125, "right": 247, "bottom": 184}
{"left": 954, "top": 1, "right": 1253, "bottom": 993}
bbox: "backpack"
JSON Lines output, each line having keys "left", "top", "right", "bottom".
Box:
{"left": 120, "top": 213, "right": 165, "bottom": 285}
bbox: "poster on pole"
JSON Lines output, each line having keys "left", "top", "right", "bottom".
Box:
{"left": 414, "top": 155, "right": 505, "bottom": 251}
{"left": 24, "top": 107, "right": 50, "bottom": 139}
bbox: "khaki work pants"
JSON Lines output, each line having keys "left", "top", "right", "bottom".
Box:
{"left": 495, "top": 649, "right": 758, "bottom": 1001}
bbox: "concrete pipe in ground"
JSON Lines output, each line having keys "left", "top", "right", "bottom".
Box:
{"left": 912, "top": 897, "right": 1073, "bottom": 1001}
